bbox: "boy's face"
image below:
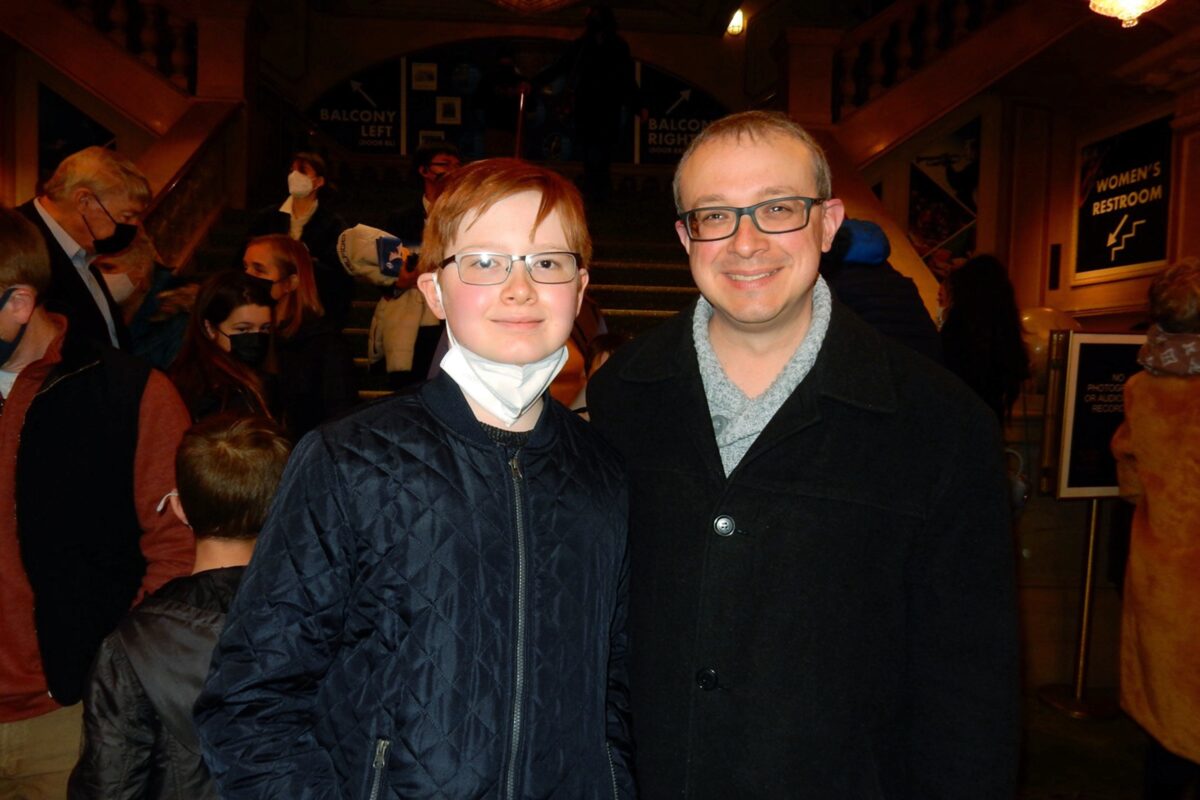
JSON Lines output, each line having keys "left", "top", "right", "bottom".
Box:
{"left": 418, "top": 191, "right": 588, "bottom": 366}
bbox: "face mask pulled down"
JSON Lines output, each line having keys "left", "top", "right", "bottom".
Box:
{"left": 433, "top": 276, "right": 567, "bottom": 427}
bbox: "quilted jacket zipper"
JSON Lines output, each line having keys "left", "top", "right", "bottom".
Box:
{"left": 606, "top": 742, "right": 619, "bottom": 799}
{"left": 504, "top": 454, "right": 528, "bottom": 800}
{"left": 368, "top": 738, "right": 390, "bottom": 800}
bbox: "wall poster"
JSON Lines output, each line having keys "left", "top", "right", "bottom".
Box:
{"left": 907, "top": 118, "right": 980, "bottom": 282}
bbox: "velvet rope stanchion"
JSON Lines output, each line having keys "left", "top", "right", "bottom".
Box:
{"left": 1037, "top": 498, "right": 1118, "bottom": 720}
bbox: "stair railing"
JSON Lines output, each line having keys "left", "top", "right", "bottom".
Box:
{"left": 834, "top": 0, "right": 1018, "bottom": 120}
{"left": 59, "top": 0, "right": 197, "bottom": 93}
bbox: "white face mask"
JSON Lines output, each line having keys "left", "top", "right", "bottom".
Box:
{"left": 287, "top": 170, "right": 315, "bottom": 198}
{"left": 434, "top": 276, "right": 568, "bottom": 427}
{"left": 101, "top": 270, "right": 137, "bottom": 304}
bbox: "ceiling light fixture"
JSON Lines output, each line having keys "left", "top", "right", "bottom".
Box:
{"left": 1088, "top": 0, "right": 1168, "bottom": 28}
{"left": 727, "top": 9, "right": 745, "bottom": 36}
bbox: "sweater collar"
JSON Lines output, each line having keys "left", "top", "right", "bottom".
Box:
{"left": 418, "top": 370, "right": 559, "bottom": 452}
{"left": 617, "top": 297, "right": 898, "bottom": 415}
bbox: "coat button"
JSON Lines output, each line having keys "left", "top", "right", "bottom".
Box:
{"left": 695, "top": 667, "right": 720, "bottom": 691}
{"left": 712, "top": 515, "right": 736, "bottom": 537}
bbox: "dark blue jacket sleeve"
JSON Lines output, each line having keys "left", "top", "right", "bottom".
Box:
{"left": 193, "top": 430, "right": 353, "bottom": 799}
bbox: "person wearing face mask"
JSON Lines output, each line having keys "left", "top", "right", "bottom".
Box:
{"left": 248, "top": 152, "right": 351, "bottom": 325}
{"left": 241, "top": 235, "right": 356, "bottom": 439}
{"left": 0, "top": 207, "right": 194, "bottom": 799}
{"left": 94, "top": 230, "right": 196, "bottom": 370}
{"left": 196, "top": 160, "right": 634, "bottom": 800}
{"left": 169, "top": 271, "right": 276, "bottom": 423}
{"left": 16, "top": 146, "right": 151, "bottom": 349}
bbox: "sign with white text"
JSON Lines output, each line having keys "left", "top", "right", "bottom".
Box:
{"left": 1057, "top": 333, "right": 1145, "bottom": 498}
{"left": 1074, "top": 116, "right": 1172, "bottom": 280}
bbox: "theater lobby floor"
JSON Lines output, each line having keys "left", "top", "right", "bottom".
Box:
{"left": 1020, "top": 694, "right": 1147, "bottom": 799}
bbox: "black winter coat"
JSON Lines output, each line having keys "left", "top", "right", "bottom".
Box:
{"left": 588, "top": 301, "right": 1019, "bottom": 799}
{"left": 275, "top": 316, "right": 358, "bottom": 440}
{"left": 69, "top": 568, "right": 244, "bottom": 800}
{"left": 194, "top": 374, "right": 634, "bottom": 800}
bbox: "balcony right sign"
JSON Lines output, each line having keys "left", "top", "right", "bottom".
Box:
{"left": 1074, "top": 115, "right": 1172, "bottom": 284}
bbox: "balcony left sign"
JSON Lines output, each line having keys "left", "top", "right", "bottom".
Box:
{"left": 308, "top": 59, "right": 403, "bottom": 154}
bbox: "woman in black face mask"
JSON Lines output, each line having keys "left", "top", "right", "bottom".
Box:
{"left": 169, "top": 271, "right": 275, "bottom": 422}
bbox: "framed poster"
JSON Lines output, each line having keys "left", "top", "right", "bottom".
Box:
{"left": 1073, "top": 115, "right": 1172, "bottom": 285}
{"left": 435, "top": 96, "right": 461, "bottom": 125}
{"left": 1056, "top": 332, "right": 1145, "bottom": 499}
{"left": 412, "top": 63, "right": 438, "bottom": 91}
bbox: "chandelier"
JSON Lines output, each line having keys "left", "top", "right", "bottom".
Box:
{"left": 1088, "top": 0, "right": 1168, "bottom": 27}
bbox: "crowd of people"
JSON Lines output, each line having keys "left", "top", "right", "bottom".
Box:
{"left": 0, "top": 101, "right": 1195, "bottom": 800}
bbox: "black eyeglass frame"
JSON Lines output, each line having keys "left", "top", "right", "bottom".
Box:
{"left": 439, "top": 251, "right": 584, "bottom": 285}
{"left": 678, "top": 196, "right": 827, "bottom": 242}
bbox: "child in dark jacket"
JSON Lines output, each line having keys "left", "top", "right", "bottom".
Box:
{"left": 68, "top": 415, "right": 292, "bottom": 800}
{"left": 194, "top": 159, "right": 634, "bottom": 799}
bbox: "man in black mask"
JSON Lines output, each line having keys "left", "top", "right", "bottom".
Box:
{"left": 18, "top": 146, "right": 151, "bottom": 349}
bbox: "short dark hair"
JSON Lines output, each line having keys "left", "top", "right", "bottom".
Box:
{"left": 175, "top": 414, "right": 292, "bottom": 540}
{"left": 1149, "top": 257, "right": 1200, "bottom": 333}
{"left": 414, "top": 142, "right": 462, "bottom": 173}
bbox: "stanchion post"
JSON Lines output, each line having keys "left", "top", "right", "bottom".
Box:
{"left": 1038, "top": 498, "right": 1118, "bottom": 719}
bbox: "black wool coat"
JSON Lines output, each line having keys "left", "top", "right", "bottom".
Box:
{"left": 588, "top": 300, "right": 1019, "bottom": 800}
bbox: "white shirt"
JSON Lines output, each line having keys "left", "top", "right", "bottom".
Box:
{"left": 32, "top": 198, "right": 120, "bottom": 347}
{"left": 279, "top": 195, "right": 318, "bottom": 241}
{"left": 0, "top": 369, "right": 17, "bottom": 398}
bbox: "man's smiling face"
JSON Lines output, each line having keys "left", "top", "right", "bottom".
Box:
{"left": 675, "top": 132, "right": 843, "bottom": 341}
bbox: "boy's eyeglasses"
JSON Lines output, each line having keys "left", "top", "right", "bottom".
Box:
{"left": 440, "top": 252, "right": 582, "bottom": 285}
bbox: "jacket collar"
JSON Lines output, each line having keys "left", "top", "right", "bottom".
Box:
{"left": 618, "top": 298, "right": 898, "bottom": 416}
{"left": 418, "top": 370, "right": 559, "bottom": 452}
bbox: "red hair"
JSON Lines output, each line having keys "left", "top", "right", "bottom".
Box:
{"left": 417, "top": 158, "right": 592, "bottom": 275}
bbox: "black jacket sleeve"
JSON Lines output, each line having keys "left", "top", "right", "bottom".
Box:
{"left": 906, "top": 407, "right": 1020, "bottom": 798}
{"left": 68, "top": 635, "right": 161, "bottom": 800}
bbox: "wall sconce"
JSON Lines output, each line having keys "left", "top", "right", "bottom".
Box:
{"left": 727, "top": 9, "right": 745, "bottom": 36}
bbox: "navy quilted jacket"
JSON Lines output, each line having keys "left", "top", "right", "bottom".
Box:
{"left": 194, "top": 374, "right": 634, "bottom": 799}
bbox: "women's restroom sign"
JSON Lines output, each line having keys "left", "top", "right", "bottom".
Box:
{"left": 1057, "top": 333, "right": 1145, "bottom": 498}
{"left": 1075, "top": 116, "right": 1172, "bottom": 278}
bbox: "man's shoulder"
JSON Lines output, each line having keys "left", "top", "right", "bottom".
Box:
{"left": 591, "top": 309, "right": 691, "bottom": 392}
{"left": 829, "top": 305, "right": 989, "bottom": 423}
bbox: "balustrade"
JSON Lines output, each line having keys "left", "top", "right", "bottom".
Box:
{"left": 834, "top": 0, "right": 1017, "bottom": 120}
{"left": 59, "top": 0, "right": 196, "bottom": 93}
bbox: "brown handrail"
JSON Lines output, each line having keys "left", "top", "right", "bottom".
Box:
{"left": 142, "top": 100, "right": 242, "bottom": 218}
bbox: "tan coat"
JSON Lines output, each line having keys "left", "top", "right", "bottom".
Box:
{"left": 1111, "top": 370, "right": 1200, "bottom": 761}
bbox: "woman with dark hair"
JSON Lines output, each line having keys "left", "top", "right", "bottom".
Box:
{"left": 939, "top": 254, "right": 1030, "bottom": 422}
{"left": 242, "top": 234, "right": 356, "bottom": 438}
{"left": 248, "top": 151, "right": 351, "bottom": 323}
{"left": 169, "top": 271, "right": 274, "bottom": 422}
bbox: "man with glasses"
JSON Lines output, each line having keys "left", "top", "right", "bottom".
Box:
{"left": 588, "top": 111, "right": 1018, "bottom": 798}
{"left": 18, "top": 146, "right": 150, "bottom": 349}
{"left": 386, "top": 143, "right": 464, "bottom": 245}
